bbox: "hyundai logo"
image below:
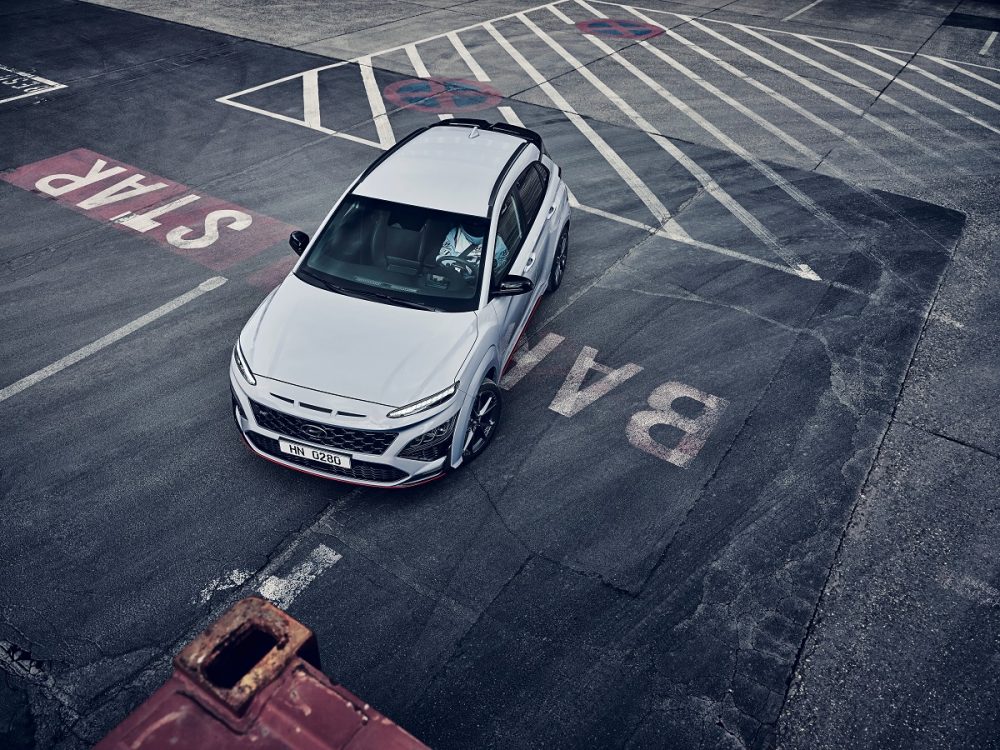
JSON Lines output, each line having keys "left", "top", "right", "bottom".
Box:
{"left": 301, "top": 424, "right": 328, "bottom": 440}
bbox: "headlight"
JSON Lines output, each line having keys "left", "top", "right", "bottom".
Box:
{"left": 233, "top": 341, "right": 256, "bottom": 386}
{"left": 388, "top": 383, "right": 458, "bottom": 419}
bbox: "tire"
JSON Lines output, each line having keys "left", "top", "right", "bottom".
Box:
{"left": 547, "top": 226, "right": 569, "bottom": 293}
{"left": 461, "top": 378, "right": 503, "bottom": 463}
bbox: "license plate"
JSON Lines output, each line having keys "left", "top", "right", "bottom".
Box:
{"left": 279, "top": 439, "right": 352, "bottom": 469}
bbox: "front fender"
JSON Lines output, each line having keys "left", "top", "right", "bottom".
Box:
{"left": 450, "top": 346, "right": 501, "bottom": 468}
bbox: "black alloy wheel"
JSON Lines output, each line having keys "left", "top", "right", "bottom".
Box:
{"left": 548, "top": 226, "right": 569, "bottom": 293}
{"left": 462, "top": 379, "right": 502, "bottom": 462}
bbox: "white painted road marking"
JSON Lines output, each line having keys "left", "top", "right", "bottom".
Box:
{"left": 501, "top": 332, "right": 565, "bottom": 389}
{"left": 302, "top": 68, "right": 321, "bottom": 128}
{"left": 549, "top": 346, "right": 643, "bottom": 417}
{"left": 485, "top": 19, "right": 689, "bottom": 237}
{"left": 980, "top": 31, "right": 997, "bottom": 57}
{"left": 0, "top": 277, "right": 227, "bottom": 404}
{"left": 448, "top": 31, "right": 491, "bottom": 81}
{"left": 214, "top": 0, "right": 1000, "bottom": 287}
{"left": 0, "top": 63, "right": 65, "bottom": 104}
{"left": 862, "top": 45, "right": 1000, "bottom": 113}
{"left": 258, "top": 543, "right": 343, "bottom": 609}
{"left": 359, "top": 55, "right": 396, "bottom": 148}
{"left": 799, "top": 36, "right": 1000, "bottom": 138}
{"left": 630, "top": 9, "right": 922, "bottom": 186}
{"left": 627, "top": 381, "right": 728, "bottom": 468}
{"left": 530, "top": 10, "right": 819, "bottom": 274}
{"left": 782, "top": 0, "right": 824, "bottom": 22}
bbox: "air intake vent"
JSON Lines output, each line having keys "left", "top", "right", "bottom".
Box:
{"left": 300, "top": 402, "right": 332, "bottom": 414}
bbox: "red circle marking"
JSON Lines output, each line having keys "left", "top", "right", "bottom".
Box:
{"left": 383, "top": 77, "right": 503, "bottom": 114}
{"left": 576, "top": 18, "right": 664, "bottom": 39}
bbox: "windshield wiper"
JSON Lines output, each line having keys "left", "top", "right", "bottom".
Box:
{"left": 297, "top": 268, "right": 438, "bottom": 311}
{"left": 362, "top": 290, "right": 437, "bottom": 311}
{"left": 296, "top": 267, "right": 346, "bottom": 295}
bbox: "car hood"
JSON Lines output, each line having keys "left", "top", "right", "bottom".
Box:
{"left": 242, "top": 275, "right": 478, "bottom": 407}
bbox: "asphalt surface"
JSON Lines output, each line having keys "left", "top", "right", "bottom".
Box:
{"left": 1, "top": 0, "right": 998, "bottom": 748}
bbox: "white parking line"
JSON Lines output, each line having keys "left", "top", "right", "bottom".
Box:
{"left": 448, "top": 31, "right": 491, "bottom": 81}
{"left": 734, "top": 25, "right": 949, "bottom": 162}
{"left": 568, "top": 6, "right": 838, "bottom": 232}
{"left": 630, "top": 12, "right": 922, "bottom": 186}
{"left": 258, "top": 544, "right": 343, "bottom": 609}
{"left": 359, "top": 56, "right": 396, "bottom": 148}
{"left": 862, "top": 45, "right": 1000, "bottom": 113}
{"left": 799, "top": 36, "right": 1000, "bottom": 138}
{"left": 405, "top": 43, "right": 431, "bottom": 77}
{"left": 744, "top": 29, "right": 966, "bottom": 147}
{"left": 980, "top": 31, "right": 997, "bottom": 57}
{"left": 484, "top": 20, "right": 689, "bottom": 236}
{"left": 923, "top": 55, "right": 1000, "bottom": 92}
{"left": 0, "top": 277, "right": 227, "bottom": 404}
{"left": 302, "top": 69, "right": 321, "bottom": 128}
{"left": 522, "top": 12, "right": 813, "bottom": 272}
{"left": 497, "top": 105, "right": 525, "bottom": 126}
{"left": 782, "top": 0, "right": 824, "bottom": 22}
{"left": 404, "top": 45, "right": 453, "bottom": 121}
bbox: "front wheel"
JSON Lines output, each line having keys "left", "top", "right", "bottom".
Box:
{"left": 461, "top": 379, "right": 502, "bottom": 463}
{"left": 547, "top": 226, "right": 569, "bottom": 293}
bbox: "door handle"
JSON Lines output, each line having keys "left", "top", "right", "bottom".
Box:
{"left": 525, "top": 254, "right": 536, "bottom": 269}
{"left": 546, "top": 205, "right": 555, "bottom": 219}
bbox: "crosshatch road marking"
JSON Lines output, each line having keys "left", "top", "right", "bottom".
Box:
{"left": 216, "top": 0, "right": 1000, "bottom": 285}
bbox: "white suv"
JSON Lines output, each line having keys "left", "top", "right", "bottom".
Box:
{"left": 231, "top": 119, "right": 570, "bottom": 487}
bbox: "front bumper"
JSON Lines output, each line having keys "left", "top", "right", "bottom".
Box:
{"left": 230, "top": 364, "right": 460, "bottom": 488}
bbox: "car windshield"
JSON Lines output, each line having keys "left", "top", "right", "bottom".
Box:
{"left": 296, "top": 195, "right": 489, "bottom": 313}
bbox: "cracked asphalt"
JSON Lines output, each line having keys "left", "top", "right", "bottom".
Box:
{"left": 1, "top": 0, "right": 999, "bottom": 748}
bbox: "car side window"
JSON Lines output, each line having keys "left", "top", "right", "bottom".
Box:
{"left": 516, "top": 162, "right": 549, "bottom": 229}
{"left": 493, "top": 192, "right": 523, "bottom": 281}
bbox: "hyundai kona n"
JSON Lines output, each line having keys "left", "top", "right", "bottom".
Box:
{"left": 231, "top": 119, "right": 570, "bottom": 487}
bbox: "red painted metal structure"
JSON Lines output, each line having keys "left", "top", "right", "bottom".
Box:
{"left": 95, "top": 597, "right": 429, "bottom": 750}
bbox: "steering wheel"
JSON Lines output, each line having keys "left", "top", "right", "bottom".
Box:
{"left": 435, "top": 255, "right": 477, "bottom": 281}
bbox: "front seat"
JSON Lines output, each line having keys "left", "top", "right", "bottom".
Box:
{"left": 370, "top": 210, "right": 425, "bottom": 276}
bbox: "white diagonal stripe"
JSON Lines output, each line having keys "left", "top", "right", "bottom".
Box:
{"left": 800, "top": 36, "right": 1000, "bottom": 138}
{"left": 358, "top": 56, "right": 395, "bottom": 148}
{"left": 921, "top": 55, "right": 1000, "bottom": 93}
{"left": 569, "top": 9, "right": 838, "bottom": 233}
{"left": 782, "top": 0, "right": 823, "bottom": 22}
{"left": 484, "top": 20, "right": 688, "bottom": 236}
{"left": 448, "top": 32, "right": 490, "bottom": 81}
{"left": 980, "top": 31, "right": 998, "bottom": 57}
{"left": 862, "top": 45, "right": 1000, "bottom": 112}
{"left": 522, "top": 12, "right": 810, "bottom": 271}
{"left": 497, "top": 105, "right": 525, "bottom": 127}
{"left": 735, "top": 25, "right": 948, "bottom": 161}
{"left": 680, "top": 17, "right": 939, "bottom": 183}
{"left": 630, "top": 13, "right": 919, "bottom": 187}
{"left": 301, "top": 69, "right": 321, "bottom": 128}
{"left": 405, "top": 43, "right": 430, "bottom": 77}
{"left": 0, "top": 277, "right": 227, "bottom": 404}
{"left": 548, "top": 2, "right": 575, "bottom": 23}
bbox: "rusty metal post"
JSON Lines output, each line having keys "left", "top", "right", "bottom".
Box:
{"left": 95, "top": 597, "right": 429, "bottom": 749}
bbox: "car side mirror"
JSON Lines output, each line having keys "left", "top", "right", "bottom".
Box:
{"left": 289, "top": 230, "right": 309, "bottom": 255}
{"left": 493, "top": 275, "right": 534, "bottom": 297}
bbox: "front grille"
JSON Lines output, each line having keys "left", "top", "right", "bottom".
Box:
{"left": 246, "top": 432, "right": 408, "bottom": 483}
{"left": 249, "top": 400, "right": 397, "bottom": 455}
